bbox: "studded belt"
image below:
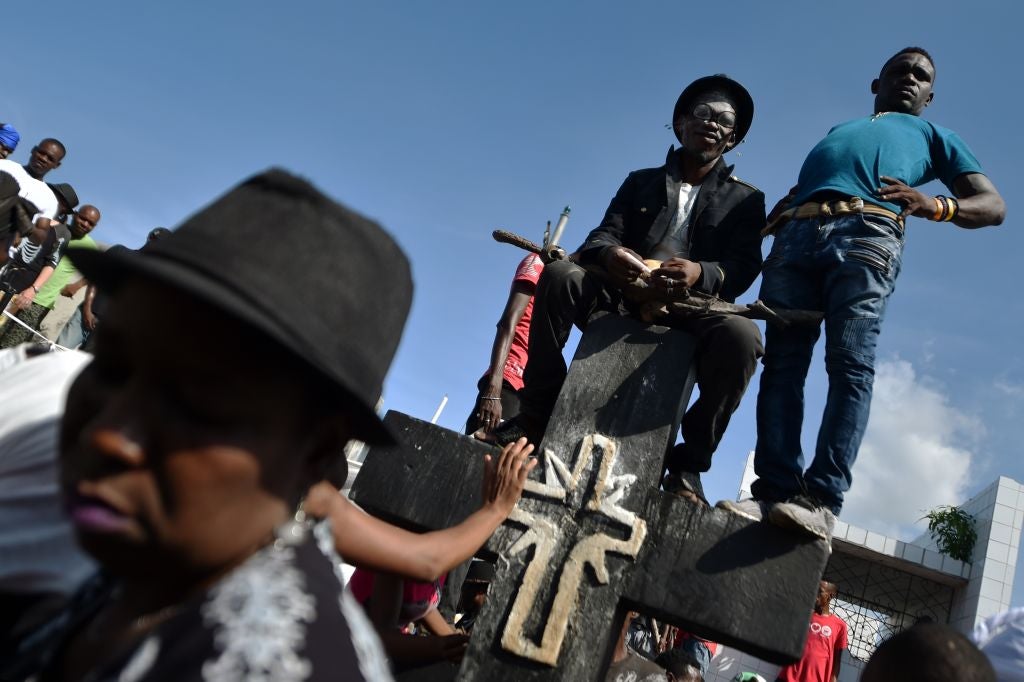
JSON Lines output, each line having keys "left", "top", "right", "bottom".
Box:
{"left": 762, "top": 197, "right": 903, "bottom": 236}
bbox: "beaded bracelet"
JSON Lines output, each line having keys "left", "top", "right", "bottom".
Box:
{"left": 934, "top": 195, "right": 956, "bottom": 222}
{"left": 945, "top": 196, "right": 960, "bottom": 221}
{"left": 480, "top": 397, "right": 501, "bottom": 401}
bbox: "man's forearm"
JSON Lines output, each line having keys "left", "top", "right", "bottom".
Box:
{"left": 32, "top": 265, "right": 56, "bottom": 291}
{"left": 329, "top": 493, "right": 509, "bottom": 582}
{"left": 951, "top": 191, "right": 1006, "bottom": 228}
{"left": 952, "top": 173, "right": 1006, "bottom": 228}
{"left": 83, "top": 284, "right": 97, "bottom": 315}
{"left": 484, "top": 287, "right": 532, "bottom": 393}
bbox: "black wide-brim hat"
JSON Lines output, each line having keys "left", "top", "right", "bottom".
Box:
{"left": 47, "top": 182, "right": 79, "bottom": 211}
{"left": 672, "top": 74, "right": 754, "bottom": 148}
{"left": 69, "top": 169, "right": 413, "bottom": 444}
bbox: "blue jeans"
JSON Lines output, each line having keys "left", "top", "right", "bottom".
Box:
{"left": 751, "top": 213, "right": 904, "bottom": 514}
{"left": 55, "top": 304, "right": 92, "bottom": 349}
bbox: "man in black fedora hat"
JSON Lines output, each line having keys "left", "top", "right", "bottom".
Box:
{"left": 487, "top": 75, "right": 767, "bottom": 506}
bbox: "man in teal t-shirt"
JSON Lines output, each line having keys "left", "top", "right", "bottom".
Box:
{"left": 720, "top": 48, "right": 1006, "bottom": 542}
{"left": 0, "top": 204, "right": 100, "bottom": 347}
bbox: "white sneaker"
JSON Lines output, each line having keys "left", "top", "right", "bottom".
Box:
{"left": 715, "top": 497, "right": 767, "bottom": 522}
{"left": 768, "top": 494, "right": 836, "bottom": 542}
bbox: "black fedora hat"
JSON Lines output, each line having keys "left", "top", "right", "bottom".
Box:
{"left": 672, "top": 74, "right": 754, "bottom": 149}
{"left": 69, "top": 169, "right": 413, "bottom": 444}
{"left": 47, "top": 182, "right": 79, "bottom": 212}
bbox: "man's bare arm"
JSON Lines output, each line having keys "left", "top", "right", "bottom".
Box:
{"left": 951, "top": 172, "right": 1006, "bottom": 228}
{"left": 877, "top": 173, "right": 1005, "bottom": 228}
{"left": 61, "top": 278, "right": 87, "bottom": 297}
{"left": 476, "top": 281, "right": 534, "bottom": 431}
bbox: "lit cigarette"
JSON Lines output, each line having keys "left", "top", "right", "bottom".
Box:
{"left": 622, "top": 251, "right": 652, "bottom": 277}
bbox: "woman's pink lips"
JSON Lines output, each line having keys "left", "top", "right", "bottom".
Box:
{"left": 66, "top": 494, "right": 134, "bottom": 533}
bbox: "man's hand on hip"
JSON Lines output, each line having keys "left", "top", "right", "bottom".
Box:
{"left": 877, "top": 176, "right": 933, "bottom": 219}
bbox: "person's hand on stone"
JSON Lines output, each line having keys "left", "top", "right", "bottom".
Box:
{"left": 482, "top": 437, "right": 537, "bottom": 515}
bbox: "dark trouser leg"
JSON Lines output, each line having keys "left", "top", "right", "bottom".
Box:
{"left": 803, "top": 214, "right": 903, "bottom": 514}
{"left": 751, "top": 218, "right": 824, "bottom": 504}
{"left": 518, "top": 260, "right": 612, "bottom": 421}
{"left": 752, "top": 317, "right": 819, "bottom": 503}
{"left": 0, "top": 302, "right": 49, "bottom": 348}
{"left": 665, "top": 313, "right": 763, "bottom": 474}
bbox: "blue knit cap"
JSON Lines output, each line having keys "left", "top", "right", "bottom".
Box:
{"left": 0, "top": 124, "right": 20, "bottom": 151}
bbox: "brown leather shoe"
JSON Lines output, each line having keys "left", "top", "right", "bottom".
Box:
{"left": 662, "top": 470, "right": 708, "bottom": 508}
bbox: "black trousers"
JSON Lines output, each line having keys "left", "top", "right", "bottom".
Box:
{"left": 519, "top": 260, "right": 763, "bottom": 473}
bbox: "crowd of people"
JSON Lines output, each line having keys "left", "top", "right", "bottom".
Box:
{"left": 466, "top": 45, "right": 1006, "bottom": 680}
{"left": 475, "top": 47, "right": 1005, "bottom": 546}
{"left": 0, "top": 44, "right": 1013, "bottom": 681}
{"left": 0, "top": 127, "right": 105, "bottom": 350}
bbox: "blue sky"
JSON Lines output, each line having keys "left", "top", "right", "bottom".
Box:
{"left": 8, "top": 1, "right": 1022, "bottom": 601}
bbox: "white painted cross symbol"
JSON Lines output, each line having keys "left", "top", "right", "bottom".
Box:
{"left": 500, "top": 433, "right": 648, "bottom": 666}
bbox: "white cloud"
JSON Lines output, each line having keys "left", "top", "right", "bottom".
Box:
{"left": 841, "top": 359, "right": 983, "bottom": 539}
{"left": 994, "top": 380, "right": 1024, "bottom": 399}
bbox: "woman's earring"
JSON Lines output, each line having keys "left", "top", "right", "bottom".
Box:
{"left": 274, "top": 501, "right": 312, "bottom": 549}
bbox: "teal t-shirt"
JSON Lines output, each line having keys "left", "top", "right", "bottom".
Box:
{"left": 34, "top": 235, "right": 99, "bottom": 309}
{"left": 791, "top": 113, "right": 983, "bottom": 213}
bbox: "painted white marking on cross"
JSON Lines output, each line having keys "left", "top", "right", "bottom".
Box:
{"left": 500, "top": 433, "right": 647, "bottom": 666}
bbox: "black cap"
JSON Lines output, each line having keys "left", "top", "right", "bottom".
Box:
{"left": 672, "top": 74, "right": 754, "bottom": 148}
{"left": 47, "top": 182, "right": 79, "bottom": 212}
{"left": 69, "top": 169, "right": 413, "bottom": 444}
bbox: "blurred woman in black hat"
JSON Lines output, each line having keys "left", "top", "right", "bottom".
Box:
{"left": 2, "top": 170, "right": 536, "bottom": 681}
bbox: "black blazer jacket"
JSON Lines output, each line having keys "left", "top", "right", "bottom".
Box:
{"left": 578, "top": 147, "right": 766, "bottom": 303}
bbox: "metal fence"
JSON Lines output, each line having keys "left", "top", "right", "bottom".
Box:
{"left": 825, "top": 550, "right": 957, "bottom": 661}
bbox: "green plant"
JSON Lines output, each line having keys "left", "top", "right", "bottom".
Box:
{"left": 923, "top": 505, "right": 977, "bottom": 563}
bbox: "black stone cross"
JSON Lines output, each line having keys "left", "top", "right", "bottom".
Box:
{"left": 351, "top": 313, "right": 830, "bottom": 680}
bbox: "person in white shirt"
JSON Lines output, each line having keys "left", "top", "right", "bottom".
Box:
{"left": 0, "top": 138, "right": 66, "bottom": 225}
{"left": 0, "top": 347, "right": 95, "bottom": 641}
